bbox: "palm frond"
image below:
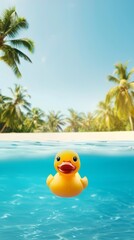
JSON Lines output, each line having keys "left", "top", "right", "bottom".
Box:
{"left": 106, "top": 86, "right": 119, "bottom": 103}
{"left": 128, "top": 82, "right": 134, "bottom": 90}
{"left": 0, "top": 94, "right": 12, "bottom": 103}
{"left": 1, "top": 7, "right": 16, "bottom": 34}
{"left": 130, "top": 91, "right": 134, "bottom": 98}
{"left": 22, "top": 104, "right": 31, "bottom": 112}
{"left": 11, "top": 61, "right": 21, "bottom": 78}
{"left": 0, "top": 46, "right": 21, "bottom": 77}
{"left": 5, "top": 17, "right": 29, "bottom": 37}
{"left": 97, "top": 101, "right": 106, "bottom": 109}
{"left": 130, "top": 108, "right": 134, "bottom": 117}
{"left": 114, "top": 62, "right": 128, "bottom": 79}
{"left": 0, "top": 44, "right": 32, "bottom": 77}
{"left": 127, "top": 68, "right": 134, "bottom": 80}
{"left": 9, "top": 38, "right": 34, "bottom": 53}
{"left": 1, "top": 44, "right": 20, "bottom": 63}
{"left": 12, "top": 48, "right": 32, "bottom": 62}
{"left": 107, "top": 75, "right": 120, "bottom": 84}
{"left": 115, "top": 91, "right": 132, "bottom": 118}
{"left": 0, "top": 19, "right": 3, "bottom": 32}
{"left": 0, "top": 56, "right": 21, "bottom": 77}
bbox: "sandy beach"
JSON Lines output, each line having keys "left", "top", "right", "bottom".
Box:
{"left": 0, "top": 131, "right": 133, "bottom": 141}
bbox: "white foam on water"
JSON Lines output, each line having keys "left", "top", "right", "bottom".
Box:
{"left": 1, "top": 213, "right": 11, "bottom": 219}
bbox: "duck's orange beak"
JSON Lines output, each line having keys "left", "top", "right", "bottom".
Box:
{"left": 58, "top": 161, "right": 76, "bottom": 174}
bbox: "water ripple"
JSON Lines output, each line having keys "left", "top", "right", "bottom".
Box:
{"left": 0, "top": 141, "right": 134, "bottom": 160}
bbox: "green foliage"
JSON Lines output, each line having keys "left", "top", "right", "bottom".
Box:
{"left": 0, "top": 89, "right": 133, "bottom": 133}
{"left": 45, "top": 111, "right": 65, "bottom": 132}
{"left": 65, "top": 109, "right": 83, "bottom": 132}
{"left": 79, "top": 112, "right": 94, "bottom": 132}
{"left": 106, "top": 62, "right": 134, "bottom": 130}
{"left": 0, "top": 7, "right": 34, "bottom": 78}
{"left": 1, "top": 64, "right": 134, "bottom": 133}
{"left": 23, "top": 108, "right": 45, "bottom": 132}
{"left": 0, "top": 85, "right": 31, "bottom": 132}
{"left": 0, "top": 8, "right": 134, "bottom": 133}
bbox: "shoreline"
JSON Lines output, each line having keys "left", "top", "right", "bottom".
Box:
{"left": 0, "top": 132, "right": 134, "bottom": 141}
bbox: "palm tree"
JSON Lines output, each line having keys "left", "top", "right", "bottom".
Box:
{"left": 46, "top": 111, "right": 65, "bottom": 132}
{"left": 106, "top": 62, "right": 134, "bottom": 130}
{"left": 0, "top": 84, "right": 31, "bottom": 132}
{"left": 24, "top": 108, "right": 45, "bottom": 132}
{"left": 65, "top": 108, "right": 83, "bottom": 132}
{"left": 0, "top": 7, "right": 34, "bottom": 78}
{"left": 94, "top": 101, "right": 116, "bottom": 131}
{"left": 0, "top": 91, "right": 11, "bottom": 130}
{"left": 0, "top": 91, "right": 11, "bottom": 108}
{"left": 80, "top": 112, "right": 93, "bottom": 131}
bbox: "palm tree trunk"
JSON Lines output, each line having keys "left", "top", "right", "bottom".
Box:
{"left": 129, "top": 115, "right": 134, "bottom": 131}
{"left": 0, "top": 123, "right": 6, "bottom": 133}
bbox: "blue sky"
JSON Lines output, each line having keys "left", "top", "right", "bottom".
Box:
{"left": 1, "top": 0, "right": 134, "bottom": 114}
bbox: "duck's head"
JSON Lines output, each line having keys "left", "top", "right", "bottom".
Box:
{"left": 54, "top": 150, "right": 80, "bottom": 175}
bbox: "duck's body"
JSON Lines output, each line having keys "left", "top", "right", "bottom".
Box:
{"left": 46, "top": 150, "right": 88, "bottom": 198}
{"left": 47, "top": 172, "right": 87, "bottom": 197}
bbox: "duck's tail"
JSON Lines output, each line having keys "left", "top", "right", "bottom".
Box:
{"left": 81, "top": 176, "right": 88, "bottom": 189}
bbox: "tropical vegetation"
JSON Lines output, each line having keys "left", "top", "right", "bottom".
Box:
{"left": 0, "top": 78, "right": 132, "bottom": 132}
{"left": 0, "top": 7, "right": 134, "bottom": 132}
{"left": 0, "top": 7, "right": 34, "bottom": 78}
{"left": 106, "top": 62, "right": 134, "bottom": 130}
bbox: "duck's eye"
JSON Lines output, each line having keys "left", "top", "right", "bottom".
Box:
{"left": 73, "top": 156, "right": 77, "bottom": 162}
{"left": 56, "top": 156, "right": 60, "bottom": 161}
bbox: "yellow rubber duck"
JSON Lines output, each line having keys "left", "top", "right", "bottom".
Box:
{"left": 46, "top": 150, "right": 88, "bottom": 197}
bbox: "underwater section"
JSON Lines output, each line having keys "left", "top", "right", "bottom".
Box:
{"left": 0, "top": 141, "right": 134, "bottom": 240}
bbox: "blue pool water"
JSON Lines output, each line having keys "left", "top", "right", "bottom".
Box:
{"left": 0, "top": 141, "right": 134, "bottom": 240}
